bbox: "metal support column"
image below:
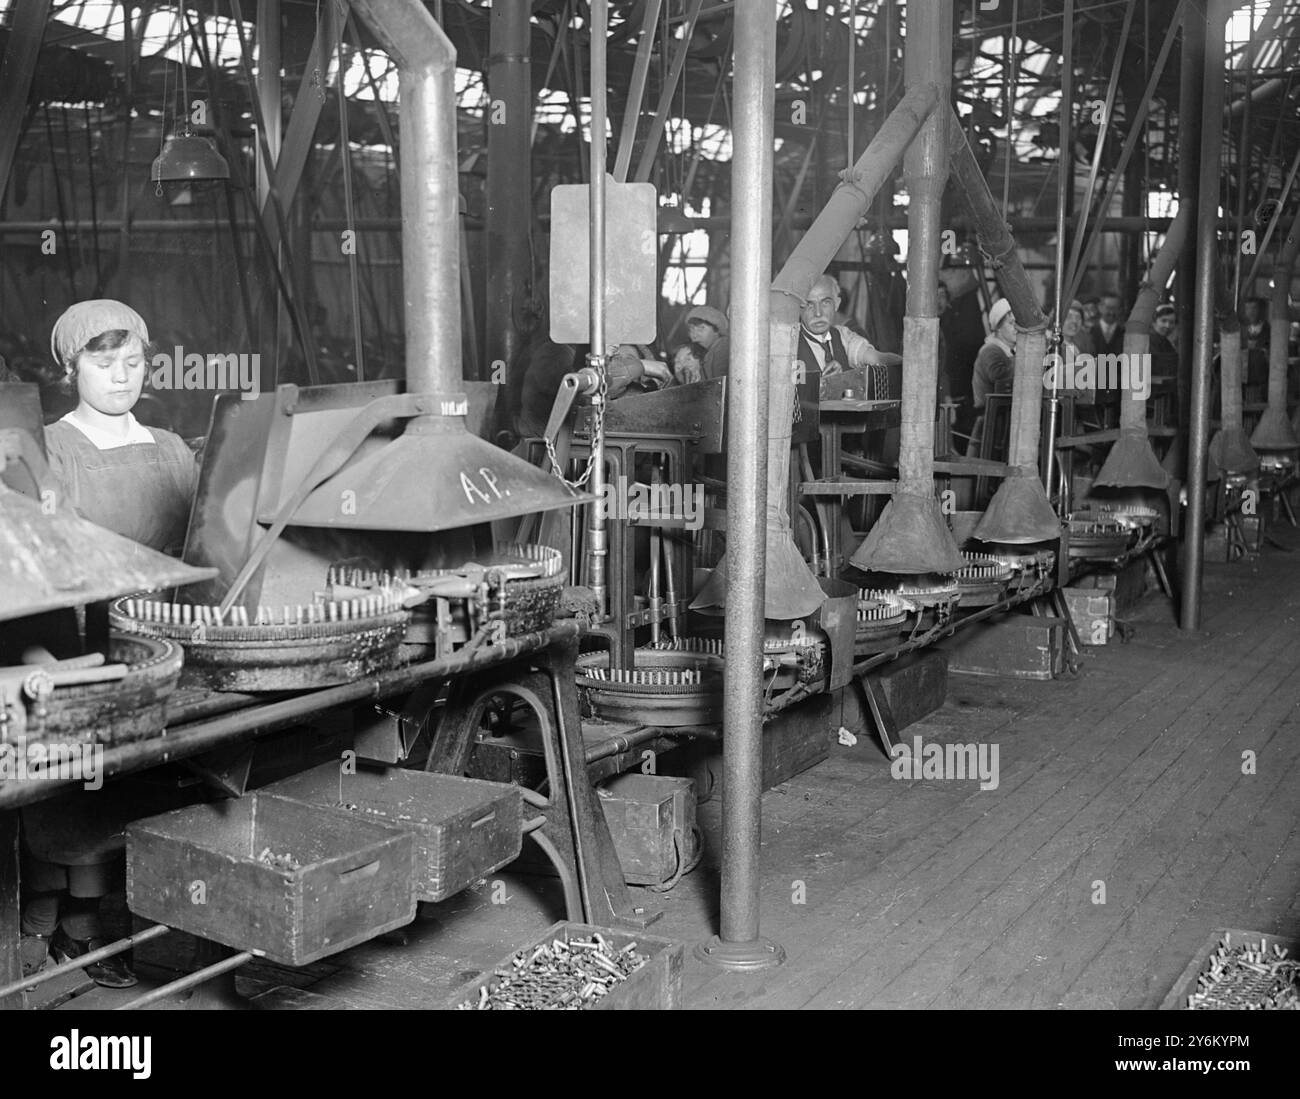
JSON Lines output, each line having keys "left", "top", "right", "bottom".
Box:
{"left": 486, "top": 0, "right": 533, "bottom": 389}
{"left": 1181, "top": 0, "right": 1230, "bottom": 631}
{"left": 696, "top": 0, "right": 783, "bottom": 973}
{"left": 1172, "top": 12, "right": 1205, "bottom": 479}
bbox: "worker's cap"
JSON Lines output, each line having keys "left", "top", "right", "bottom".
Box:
{"left": 987, "top": 298, "right": 1014, "bottom": 330}
{"left": 51, "top": 299, "right": 149, "bottom": 366}
{"left": 1155, "top": 303, "right": 1177, "bottom": 319}
{"left": 1067, "top": 299, "right": 1085, "bottom": 317}
{"left": 685, "top": 305, "right": 728, "bottom": 335}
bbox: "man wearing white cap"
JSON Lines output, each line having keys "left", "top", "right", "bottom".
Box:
{"left": 971, "top": 297, "right": 1017, "bottom": 412}
{"left": 685, "top": 304, "right": 730, "bottom": 381}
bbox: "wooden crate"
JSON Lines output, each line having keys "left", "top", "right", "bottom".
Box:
{"left": 1062, "top": 586, "right": 1114, "bottom": 646}
{"left": 126, "top": 794, "right": 417, "bottom": 967}
{"left": 445, "top": 921, "right": 684, "bottom": 1010}
{"left": 597, "top": 774, "right": 698, "bottom": 886}
{"left": 1159, "top": 928, "right": 1299, "bottom": 1010}
{"left": 263, "top": 763, "right": 522, "bottom": 902}
{"left": 943, "top": 616, "right": 1065, "bottom": 681}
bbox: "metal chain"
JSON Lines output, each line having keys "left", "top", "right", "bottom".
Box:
{"left": 544, "top": 357, "right": 608, "bottom": 489}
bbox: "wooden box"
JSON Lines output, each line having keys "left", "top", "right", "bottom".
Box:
{"left": 1159, "top": 928, "right": 1298, "bottom": 1010}
{"left": 597, "top": 774, "right": 698, "bottom": 887}
{"left": 874, "top": 651, "right": 948, "bottom": 728}
{"left": 445, "top": 921, "right": 684, "bottom": 1010}
{"left": 263, "top": 763, "right": 523, "bottom": 902}
{"left": 1062, "top": 586, "right": 1114, "bottom": 646}
{"left": 943, "top": 615, "right": 1066, "bottom": 681}
{"left": 126, "top": 794, "right": 417, "bottom": 967}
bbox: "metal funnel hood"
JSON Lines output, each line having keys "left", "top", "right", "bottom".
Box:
{"left": 1250, "top": 404, "right": 1300, "bottom": 450}
{"left": 285, "top": 414, "right": 588, "bottom": 531}
{"left": 0, "top": 482, "right": 216, "bottom": 622}
{"left": 1208, "top": 426, "right": 1259, "bottom": 476}
{"left": 974, "top": 472, "right": 1063, "bottom": 544}
{"left": 1094, "top": 427, "right": 1172, "bottom": 489}
{"left": 331, "top": 0, "right": 582, "bottom": 532}
{"left": 690, "top": 513, "right": 826, "bottom": 618}
{"left": 850, "top": 493, "right": 965, "bottom": 574}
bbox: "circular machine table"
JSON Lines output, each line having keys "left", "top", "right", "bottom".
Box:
{"left": 576, "top": 639, "right": 726, "bottom": 726}
{"left": 952, "top": 552, "right": 1014, "bottom": 607}
{"left": 110, "top": 594, "right": 409, "bottom": 692}
{"left": 1067, "top": 515, "right": 1134, "bottom": 559}
{"left": 16, "top": 634, "right": 183, "bottom": 746}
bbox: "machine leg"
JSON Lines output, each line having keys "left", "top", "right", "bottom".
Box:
{"left": 0, "top": 810, "right": 19, "bottom": 1010}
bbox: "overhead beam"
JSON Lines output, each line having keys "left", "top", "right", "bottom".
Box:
{"left": 0, "top": 0, "right": 53, "bottom": 210}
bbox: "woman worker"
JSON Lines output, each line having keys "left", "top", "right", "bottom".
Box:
{"left": 20, "top": 300, "right": 199, "bottom": 987}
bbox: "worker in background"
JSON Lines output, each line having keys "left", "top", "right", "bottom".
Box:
{"left": 21, "top": 300, "right": 204, "bottom": 988}
{"left": 1242, "top": 297, "right": 1270, "bottom": 392}
{"left": 685, "top": 305, "right": 730, "bottom": 380}
{"left": 670, "top": 342, "right": 706, "bottom": 386}
{"left": 796, "top": 273, "right": 902, "bottom": 401}
{"left": 969, "top": 298, "right": 1017, "bottom": 456}
{"left": 1091, "top": 292, "right": 1126, "bottom": 357}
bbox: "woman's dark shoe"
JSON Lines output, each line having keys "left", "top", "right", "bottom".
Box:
{"left": 20, "top": 933, "right": 52, "bottom": 978}
{"left": 51, "top": 928, "right": 138, "bottom": 989}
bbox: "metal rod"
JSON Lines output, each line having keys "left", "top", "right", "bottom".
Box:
{"left": 0, "top": 925, "right": 171, "bottom": 1001}
{"left": 632, "top": 0, "right": 706, "bottom": 184}
{"left": 1047, "top": 0, "right": 1074, "bottom": 496}
{"left": 1174, "top": 9, "right": 1206, "bottom": 479}
{"left": 115, "top": 951, "right": 255, "bottom": 1010}
{"left": 716, "top": 0, "right": 777, "bottom": 958}
{"left": 1181, "top": 0, "right": 1230, "bottom": 631}
{"left": 613, "top": 0, "right": 663, "bottom": 182}
{"left": 586, "top": 0, "right": 610, "bottom": 618}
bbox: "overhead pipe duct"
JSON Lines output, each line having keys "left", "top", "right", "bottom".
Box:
{"left": 1181, "top": 0, "right": 1231, "bottom": 631}
{"left": 1250, "top": 202, "right": 1300, "bottom": 450}
{"left": 945, "top": 110, "right": 1060, "bottom": 544}
{"left": 852, "top": 1, "right": 962, "bottom": 574}
{"left": 693, "top": 84, "right": 939, "bottom": 616}
{"left": 1093, "top": 200, "right": 1194, "bottom": 489}
{"left": 290, "top": 0, "right": 586, "bottom": 532}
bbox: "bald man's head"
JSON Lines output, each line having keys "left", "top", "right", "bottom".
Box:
{"left": 802, "top": 275, "right": 841, "bottom": 337}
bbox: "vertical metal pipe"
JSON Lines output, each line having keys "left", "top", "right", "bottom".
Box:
{"left": 1181, "top": 0, "right": 1229, "bottom": 631}
{"left": 586, "top": 0, "right": 610, "bottom": 617}
{"left": 1173, "top": 11, "right": 1205, "bottom": 476}
{"left": 697, "top": 0, "right": 782, "bottom": 971}
{"left": 349, "top": 0, "right": 461, "bottom": 396}
{"left": 1045, "top": 0, "right": 1074, "bottom": 495}
{"left": 1252, "top": 203, "right": 1300, "bottom": 447}
{"left": 486, "top": 1, "right": 533, "bottom": 386}
{"left": 255, "top": 0, "right": 282, "bottom": 208}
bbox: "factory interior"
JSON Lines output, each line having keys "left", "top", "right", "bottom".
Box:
{"left": 1, "top": 0, "right": 1299, "bottom": 1022}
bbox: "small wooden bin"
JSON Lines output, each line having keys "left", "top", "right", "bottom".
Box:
{"left": 445, "top": 921, "right": 684, "bottom": 1010}
{"left": 263, "top": 763, "right": 523, "bottom": 902}
{"left": 597, "top": 774, "right": 698, "bottom": 887}
{"left": 126, "top": 794, "right": 417, "bottom": 967}
{"left": 1159, "top": 928, "right": 1298, "bottom": 1010}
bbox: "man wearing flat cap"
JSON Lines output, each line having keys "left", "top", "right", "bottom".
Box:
{"left": 685, "top": 304, "right": 730, "bottom": 381}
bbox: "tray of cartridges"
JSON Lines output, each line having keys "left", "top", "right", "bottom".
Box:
{"left": 330, "top": 541, "right": 565, "bottom": 654}
{"left": 109, "top": 588, "right": 409, "bottom": 692}
{"left": 952, "top": 552, "right": 1014, "bottom": 606}
{"left": 854, "top": 591, "right": 913, "bottom": 652}
{"left": 1160, "top": 929, "right": 1300, "bottom": 1010}
{"left": 1067, "top": 515, "right": 1134, "bottom": 559}
{"left": 448, "top": 922, "right": 683, "bottom": 1010}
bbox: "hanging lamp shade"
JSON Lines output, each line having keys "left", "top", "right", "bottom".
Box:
{"left": 151, "top": 127, "right": 229, "bottom": 183}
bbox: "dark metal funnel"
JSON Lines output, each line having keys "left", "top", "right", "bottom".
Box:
{"left": 1094, "top": 427, "right": 1172, "bottom": 489}
{"left": 336, "top": 0, "right": 582, "bottom": 530}
{"left": 284, "top": 418, "right": 587, "bottom": 531}
{"left": 1250, "top": 402, "right": 1300, "bottom": 450}
{"left": 1209, "top": 426, "right": 1259, "bottom": 476}
{"left": 974, "top": 472, "right": 1063, "bottom": 544}
{"left": 0, "top": 484, "right": 216, "bottom": 623}
{"left": 850, "top": 493, "right": 965, "bottom": 574}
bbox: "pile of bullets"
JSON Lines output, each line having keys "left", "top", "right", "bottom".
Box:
{"left": 954, "top": 553, "right": 1013, "bottom": 583}
{"left": 583, "top": 666, "right": 703, "bottom": 686}
{"left": 1188, "top": 935, "right": 1299, "bottom": 1009}
{"left": 118, "top": 588, "right": 407, "bottom": 629}
{"left": 456, "top": 933, "right": 647, "bottom": 1010}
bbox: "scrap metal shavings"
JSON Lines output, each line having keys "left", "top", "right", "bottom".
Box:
{"left": 1186, "top": 934, "right": 1300, "bottom": 1010}
{"left": 456, "top": 934, "right": 648, "bottom": 1010}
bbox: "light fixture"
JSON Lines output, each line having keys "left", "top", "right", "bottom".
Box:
{"left": 151, "top": 3, "right": 229, "bottom": 187}
{"left": 151, "top": 127, "right": 230, "bottom": 183}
